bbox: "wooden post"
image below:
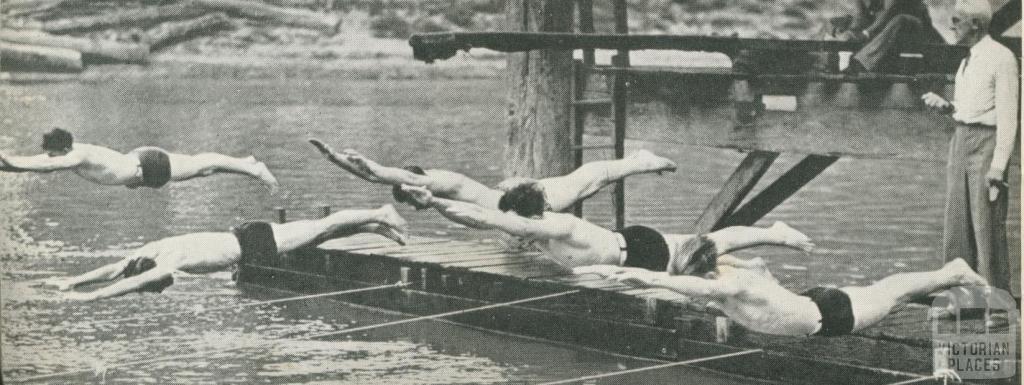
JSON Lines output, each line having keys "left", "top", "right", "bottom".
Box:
{"left": 612, "top": 0, "right": 630, "bottom": 66}
{"left": 611, "top": 54, "right": 628, "bottom": 230}
{"left": 715, "top": 316, "right": 730, "bottom": 343}
{"left": 576, "top": 0, "right": 595, "bottom": 65}
{"left": 572, "top": 59, "right": 586, "bottom": 218}
{"left": 504, "top": 1, "right": 574, "bottom": 180}
{"left": 275, "top": 207, "right": 287, "bottom": 223}
{"left": 718, "top": 155, "right": 838, "bottom": 229}
{"left": 319, "top": 204, "right": 331, "bottom": 218}
{"left": 692, "top": 151, "right": 778, "bottom": 233}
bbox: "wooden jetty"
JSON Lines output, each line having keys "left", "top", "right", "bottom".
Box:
{"left": 237, "top": 232, "right": 1020, "bottom": 385}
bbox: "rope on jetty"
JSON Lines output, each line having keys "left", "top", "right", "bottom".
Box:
{"left": 536, "top": 349, "right": 763, "bottom": 385}
{"left": 90, "top": 282, "right": 408, "bottom": 325}
{"left": 9, "top": 288, "right": 581, "bottom": 384}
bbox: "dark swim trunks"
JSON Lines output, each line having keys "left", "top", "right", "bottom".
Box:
{"left": 617, "top": 225, "right": 671, "bottom": 271}
{"left": 801, "top": 287, "right": 856, "bottom": 337}
{"left": 121, "top": 256, "right": 174, "bottom": 293}
{"left": 233, "top": 221, "right": 279, "bottom": 267}
{"left": 127, "top": 147, "right": 172, "bottom": 188}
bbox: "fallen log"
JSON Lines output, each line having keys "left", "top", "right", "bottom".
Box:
{"left": 39, "top": 3, "right": 206, "bottom": 34}
{"left": 193, "top": 0, "right": 340, "bottom": 34}
{"left": 0, "top": 29, "right": 149, "bottom": 63}
{"left": 0, "top": 41, "right": 83, "bottom": 72}
{"left": 146, "top": 12, "right": 232, "bottom": 51}
{"left": 2, "top": 0, "right": 89, "bottom": 17}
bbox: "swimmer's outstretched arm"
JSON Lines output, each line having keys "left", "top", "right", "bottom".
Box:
{"left": 308, "top": 139, "right": 384, "bottom": 183}
{"left": 66, "top": 268, "right": 173, "bottom": 301}
{"left": 45, "top": 258, "right": 133, "bottom": 291}
{"left": 574, "top": 265, "right": 740, "bottom": 300}
{"left": 402, "top": 185, "right": 570, "bottom": 239}
{"left": 0, "top": 151, "right": 82, "bottom": 172}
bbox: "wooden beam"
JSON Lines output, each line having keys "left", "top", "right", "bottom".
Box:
{"left": 717, "top": 155, "right": 838, "bottom": 229}
{"left": 692, "top": 151, "right": 778, "bottom": 233}
{"left": 408, "top": 32, "right": 968, "bottom": 64}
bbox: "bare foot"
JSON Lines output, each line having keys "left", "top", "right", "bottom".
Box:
{"left": 377, "top": 204, "right": 408, "bottom": 234}
{"left": 770, "top": 222, "right": 815, "bottom": 253}
{"left": 253, "top": 162, "right": 279, "bottom": 193}
{"left": 629, "top": 149, "right": 677, "bottom": 173}
{"left": 43, "top": 278, "right": 73, "bottom": 291}
{"left": 376, "top": 224, "right": 408, "bottom": 246}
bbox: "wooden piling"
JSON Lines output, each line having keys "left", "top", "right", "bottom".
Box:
{"left": 320, "top": 204, "right": 331, "bottom": 219}
{"left": 693, "top": 151, "right": 778, "bottom": 233}
{"left": 275, "top": 207, "right": 287, "bottom": 223}
{"left": 576, "top": 0, "right": 595, "bottom": 66}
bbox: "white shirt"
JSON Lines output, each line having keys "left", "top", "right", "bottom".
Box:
{"left": 952, "top": 35, "right": 1020, "bottom": 174}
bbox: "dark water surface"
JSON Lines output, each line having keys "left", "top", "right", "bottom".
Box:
{"left": 0, "top": 77, "right": 1018, "bottom": 383}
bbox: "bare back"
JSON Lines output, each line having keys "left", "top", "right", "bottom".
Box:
{"left": 144, "top": 232, "right": 241, "bottom": 274}
{"left": 533, "top": 212, "right": 621, "bottom": 267}
{"left": 68, "top": 143, "right": 141, "bottom": 185}
{"left": 425, "top": 169, "right": 503, "bottom": 209}
{"left": 714, "top": 267, "right": 822, "bottom": 336}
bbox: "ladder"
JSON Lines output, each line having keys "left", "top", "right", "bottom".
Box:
{"left": 571, "top": 0, "right": 629, "bottom": 230}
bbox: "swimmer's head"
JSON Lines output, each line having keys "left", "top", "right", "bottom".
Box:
{"left": 392, "top": 166, "right": 429, "bottom": 210}
{"left": 121, "top": 257, "right": 174, "bottom": 293}
{"left": 498, "top": 182, "right": 548, "bottom": 218}
{"left": 42, "top": 128, "right": 73, "bottom": 156}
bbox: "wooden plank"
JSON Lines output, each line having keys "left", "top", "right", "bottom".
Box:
{"left": 692, "top": 151, "right": 778, "bottom": 233}
{"left": 0, "top": 28, "right": 149, "bottom": 63}
{"left": 471, "top": 261, "right": 569, "bottom": 279}
{"left": 718, "top": 154, "right": 839, "bottom": 229}
{"left": 0, "top": 41, "right": 82, "bottom": 72}
{"left": 408, "top": 32, "right": 968, "bottom": 64}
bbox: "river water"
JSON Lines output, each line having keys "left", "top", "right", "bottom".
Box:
{"left": 0, "top": 77, "right": 1018, "bottom": 383}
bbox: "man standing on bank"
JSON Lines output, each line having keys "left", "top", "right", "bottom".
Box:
{"left": 921, "top": 0, "right": 1018, "bottom": 293}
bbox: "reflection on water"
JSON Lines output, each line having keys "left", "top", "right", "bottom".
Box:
{"left": 0, "top": 77, "right": 1018, "bottom": 383}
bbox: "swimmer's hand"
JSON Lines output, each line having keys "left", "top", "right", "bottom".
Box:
{"left": 64, "top": 291, "right": 96, "bottom": 302}
{"left": 933, "top": 368, "right": 961, "bottom": 383}
{"left": 496, "top": 177, "right": 538, "bottom": 192}
{"left": 574, "top": 266, "right": 667, "bottom": 288}
{"left": 400, "top": 184, "right": 433, "bottom": 207}
{"left": 41, "top": 278, "right": 73, "bottom": 291}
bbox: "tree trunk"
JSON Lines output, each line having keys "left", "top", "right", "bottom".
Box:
{"left": 503, "top": 0, "right": 574, "bottom": 179}
{"left": 193, "top": 0, "right": 341, "bottom": 34}
{"left": 40, "top": 3, "right": 206, "bottom": 34}
{"left": 0, "top": 29, "right": 149, "bottom": 63}
{"left": 147, "top": 12, "right": 231, "bottom": 51}
{"left": 0, "top": 41, "right": 82, "bottom": 72}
